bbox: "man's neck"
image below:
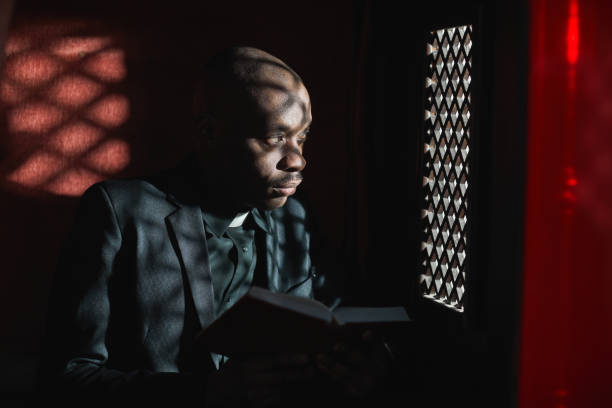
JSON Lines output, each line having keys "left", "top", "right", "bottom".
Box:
{"left": 189, "top": 156, "right": 252, "bottom": 216}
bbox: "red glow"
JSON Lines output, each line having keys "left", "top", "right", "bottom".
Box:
{"left": 48, "top": 122, "right": 104, "bottom": 155}
{"left": 48, "top": 74, "right": 103, "bottom": 107}
{"left": 566, "top": 1, "right": 579, "bottom": 65}
{"left": 564, "top": 167, "right": 578, "bottom": 186}
{"left": 562, "top": 190, "right": 576, "bottom": 202}
{"left": 81, "top": 49, "right": 126, "bottom": 82}
{"left": 84, "top": 138, "right": 130, "bottom": 173}
{"left": 521, "top": 0, "right": 612, "bottom": 406}
{"left": 8, "top": 151, "right": 64, "bottom": 187}
{"left": 4, "top": 35, "right": 31, "bottom": 55}
{"left": 46, "top": 167, "right": 101, "bottom": 196}
{"left": 49, "top": 36, "right": 113, "bottom": 59}
{"left": 1, "top": 81, "right": 26, "bottom": 104}
{"left": 0, "top": 20, "right": 131, "bottom": 197}
{"left": 4, "top": 51, "right": 63, "bottom": 85}
{"left": 86, "top": 94, "right": 130, "bottom": 128}
{"left": 8, "top": 102, "right": 65, "bottom": 133}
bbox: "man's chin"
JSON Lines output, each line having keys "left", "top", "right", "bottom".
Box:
{"left": 258, "top": 196, "right": 288, "bottom": 210}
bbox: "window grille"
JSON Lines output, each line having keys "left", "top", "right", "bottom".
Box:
{"left": 420, "top": 25, "right": 472, "bottom": 312}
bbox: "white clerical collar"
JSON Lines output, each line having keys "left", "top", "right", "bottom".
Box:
{"left": 228, "top": 211, "right": 250, "bottom": 227}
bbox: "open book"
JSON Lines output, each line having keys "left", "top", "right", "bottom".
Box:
{"left": 196, "top": 286, "right": 411, "bottom": 355}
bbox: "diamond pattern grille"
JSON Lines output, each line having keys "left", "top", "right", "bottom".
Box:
{"left": 419, "top": 25, "right": 472, "bottom": 312}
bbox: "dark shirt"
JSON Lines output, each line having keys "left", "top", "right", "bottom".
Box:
{"left": 200, "top": 208, "right": 271, "bottom": 367}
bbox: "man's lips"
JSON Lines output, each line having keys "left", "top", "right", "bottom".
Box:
{"left": 271, "top": 179, "right": 302, "bottom": 197}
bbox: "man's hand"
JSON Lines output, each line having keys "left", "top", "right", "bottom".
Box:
{"left": 204, "top": 353, "right": 315, "bottom": 408}
{"left": 314, "top": 330, "right": 396, "bottom": 399}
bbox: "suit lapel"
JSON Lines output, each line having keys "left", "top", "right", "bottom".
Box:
{"left": 166, "top": 203, "right": 215, "bottom": 329}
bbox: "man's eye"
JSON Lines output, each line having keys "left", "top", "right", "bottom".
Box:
{"left": 297, "top": 137, "right": 307, "bottom": 146}
{"left": 266, "top": 135, "right": 284, "bottom": 145}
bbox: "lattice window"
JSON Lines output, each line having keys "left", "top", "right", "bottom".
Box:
{"left": 419, "top": 25, "right": 472, "bottom": 312}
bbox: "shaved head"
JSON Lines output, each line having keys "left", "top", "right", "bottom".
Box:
{"left": 191, "top": 47, "right": 312, "bottom": 211}
{"left": 194, "top": 47, "right": 308, "bottom": 126}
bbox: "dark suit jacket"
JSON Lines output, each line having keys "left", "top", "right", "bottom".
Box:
{"left": 37, "top": 162, "right": 335, "bottom": 406}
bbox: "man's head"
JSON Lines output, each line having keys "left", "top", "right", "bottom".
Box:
{"left": 193, "top": 47, "right": 312, "bottom": 212}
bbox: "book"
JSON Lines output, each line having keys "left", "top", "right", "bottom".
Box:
{"left": 196, "top": 286, "right": 411, "bottom": 356}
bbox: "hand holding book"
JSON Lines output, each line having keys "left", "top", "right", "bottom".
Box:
{"left": 198, "top": 287, "right": 410, "bottom": 405}
{"left": 196, "top": 286, "right": 411, "bottom": 356}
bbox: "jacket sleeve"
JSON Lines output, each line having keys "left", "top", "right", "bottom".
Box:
{"left": 36, "top": 184, "right": 205, "bottom": 407}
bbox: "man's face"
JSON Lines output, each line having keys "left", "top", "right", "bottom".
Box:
{"left": 211, "top": 79, "right": 312, "bottom": 211}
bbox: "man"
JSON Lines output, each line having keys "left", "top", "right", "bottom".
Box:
{"left": 38, "top": 47, "right": 396, "bottom": 408}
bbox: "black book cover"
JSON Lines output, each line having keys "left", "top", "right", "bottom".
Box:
{"left": 196, "top": 286, "right": 411, "bottom": 356}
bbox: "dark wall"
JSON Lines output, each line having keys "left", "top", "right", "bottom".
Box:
{"left": 0, "top": 0, "right": 356, "bottom": 402}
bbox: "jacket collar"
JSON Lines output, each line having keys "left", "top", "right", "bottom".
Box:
{"left": 159, "top": 156, "right": 272, "bottom": 234}
{"left": 158, "top": 156, "right": 274, "bottom": 325}
{"left": 201, "top": 208, "right": 271, "bottom": 238}
{"left": 156, "top": 157, "right": 218, "bottom": 326}
{"left": 165, "top": 203, "right": 216, "bottom": 328}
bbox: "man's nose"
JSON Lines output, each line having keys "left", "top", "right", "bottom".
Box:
{"left": 278, "top": 148, "right": 306, "bottom": 172}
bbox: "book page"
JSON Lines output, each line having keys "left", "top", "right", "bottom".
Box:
{"left": 332, "top": 306, "right": 410, "bottom": 325}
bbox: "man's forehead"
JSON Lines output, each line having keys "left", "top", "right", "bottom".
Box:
{"left": 262, "top": 100, "right": 312, "bottom": 132}
{"left": 250, "top": 60, "right": 301, "bottom": 85}
{"left": 250, "top": 83, "right": 311, "bottom": 128}
{"left": 253, "top": 85, "right": 308, "bottom": 110}
{"left": 265, "top": 105, "right": 312, "bottom": 132}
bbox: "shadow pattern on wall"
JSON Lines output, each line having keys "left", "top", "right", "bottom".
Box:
{"left": 1, "top": 18, "right": 131, "bottom": 197}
